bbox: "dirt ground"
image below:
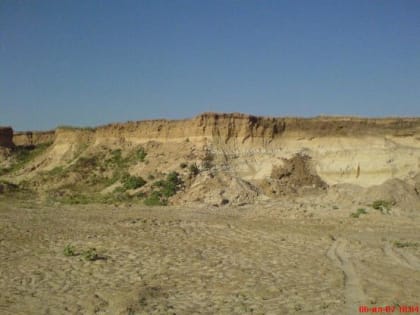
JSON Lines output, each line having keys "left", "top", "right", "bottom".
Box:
{"left": 0, "top": 198, "right": 419, "bottom": 315}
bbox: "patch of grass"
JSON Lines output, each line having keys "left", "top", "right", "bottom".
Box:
{"left": 0, "top": 167, "right": 11, "bottom": 176}
{"left": 6, "top": 143, "right": 52, "bottom": 173}
{"left": 105, "top": 149, "right": 125, "bottom": 167}
{"left": 100, "top": 192, "right": 133, "bottom": 204}
{"left": 350, "top": 208, "right": 367, "bottom": 218}
{"left": 371, "top": 200, "right": 392, "bottom": 214}
{"left": 58, "top": 193, "right": 92, "bottom": 205}
{"left": 45, "top": 166, "right": 66, "bottom": 177}
{"left": 69, "top": 156, "right": 99, "bottom": 173}
{"left": 394, "top": 241, "right": 419, "bottom": 248}
{"left": 64, "top": 244, "right": 76, "bottom": 256}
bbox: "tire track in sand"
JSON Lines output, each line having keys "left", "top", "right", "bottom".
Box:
{"left": 384, "top": 243, "right": 420, "bottom": 271}
{"left": 327, "top": 238, "right": 366, "bottom": 314}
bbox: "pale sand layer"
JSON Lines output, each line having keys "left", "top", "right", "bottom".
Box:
{"left": 0, "top": 200, "right": 419, "bottom": 315}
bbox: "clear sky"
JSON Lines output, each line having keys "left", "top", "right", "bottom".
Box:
{"left": 1, "top": 0, "right": 419, "bottom": 131}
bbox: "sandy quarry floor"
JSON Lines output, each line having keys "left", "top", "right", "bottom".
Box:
{"left": 0, "top": 198, "right": 419, "bottom": 315}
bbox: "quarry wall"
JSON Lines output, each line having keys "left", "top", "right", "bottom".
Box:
{"left": 11, "top": 113, "right": 420, "bottom": 187}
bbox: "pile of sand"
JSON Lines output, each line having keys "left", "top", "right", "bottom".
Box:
{"left": 327, "top": 177, "right": 420, "bottom": 214}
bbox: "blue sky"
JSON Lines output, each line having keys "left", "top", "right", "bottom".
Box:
{"left": 1, "top": 0, "right": 419, "bottom": 131}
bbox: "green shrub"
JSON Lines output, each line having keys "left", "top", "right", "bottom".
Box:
{"left": 167, "top": 171, "right": 182, "bottom": 187}
{"left": 64, "top": 244, "right": 76, "bottom": 256}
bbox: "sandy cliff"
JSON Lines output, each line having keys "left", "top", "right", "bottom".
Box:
{"left": 2, "top": 113, "right": 420, "bottom": 208}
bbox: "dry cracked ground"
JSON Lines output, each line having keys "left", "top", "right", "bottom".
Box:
{"left": 1, "top": 199, "right": 419, "bottom": 315}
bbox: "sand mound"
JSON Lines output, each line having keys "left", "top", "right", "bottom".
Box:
{"left": 262, "top": 154, "right": 327, "bottom": 196}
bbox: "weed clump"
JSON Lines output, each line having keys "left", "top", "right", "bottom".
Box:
{"left": 371, "top": 200, "right": 392, "bottom": 214}
{"left": 394, "top": 241, "right": 418, "bottom": 248}
{"left": 350, "top": 208, "right": 367, "bottom": 218}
